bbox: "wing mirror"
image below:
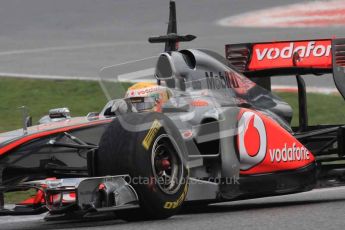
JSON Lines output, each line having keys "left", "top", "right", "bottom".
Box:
{"left": 19, "top": 106, "right": 32, "bottom": 135}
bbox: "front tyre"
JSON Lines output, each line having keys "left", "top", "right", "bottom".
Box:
{"left": 96, "top": 112, "right": 189, "bottom": 221}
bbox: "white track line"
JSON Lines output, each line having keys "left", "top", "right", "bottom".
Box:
{"left": 0, "top": 73, "right": 340, "bottom": 95}
{"left": 0, "top": 72, "right": 99, "bottom": 81}
{"left": 0, "top": 41, "right": 145, "bottom": 56}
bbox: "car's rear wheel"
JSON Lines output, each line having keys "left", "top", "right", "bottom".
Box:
{"left": 96, "top": 112, "right": 189, "bottom": 221}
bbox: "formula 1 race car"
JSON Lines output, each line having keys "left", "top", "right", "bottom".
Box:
{"left": 1, "top": 0, "right": 345, "bottom": 221}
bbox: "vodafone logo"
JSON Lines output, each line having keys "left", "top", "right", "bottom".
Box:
{"left": 238, "top": 111, "right": 267, "bottom": 170}
{"left": 269, "top": 143, "right": 310, "bottom": 163}
{"left": 248, "top": 40, "right": 332, "bottom": 70}
{"left": 126, "top": 86, "right": 160, "bottom": 97}
{"left": 256, "top": 41, "right": 331, "bottom": 61}
{"left": 136, "top": 86, "right": 160, "bottom": 95}
{"left": 238, "top": 109, "right": 315, "bottom": 174}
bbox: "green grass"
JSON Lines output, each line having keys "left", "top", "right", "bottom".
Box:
{"left": 0, "top": 77, "right": 132, "bottom": 131}
{"left": 4, "top": 189, "right": 37, "bottom": 204}
{"left": 0, "top": 77, "right": 345, "bottom": 131}
{"left": 277, "top": 92, "right": 345, "bottom": 127}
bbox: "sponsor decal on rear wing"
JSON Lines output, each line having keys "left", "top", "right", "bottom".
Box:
{"left": 249, "top": 40, "right": 332, "bottom": 70}
{"left": 225, "top": 38, "right": 345, "bottom": 99}
{"left": 225, "top": 39, "right": 336, "bottom": 73}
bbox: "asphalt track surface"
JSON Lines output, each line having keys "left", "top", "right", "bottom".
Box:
{"left": 2, "top": 0, "right": 345, "bottom": 229}
{"left": 0, "top": 0, "right": 344, "bottom": 87}
{"left": 2, "top": 186, "right": 345, "bottom": 230}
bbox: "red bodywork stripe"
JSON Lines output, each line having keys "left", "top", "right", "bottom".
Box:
{"left": 0, "top": 119, "right": 111, "bottom": 156}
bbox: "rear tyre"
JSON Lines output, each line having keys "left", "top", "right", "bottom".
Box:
{"left": 96, "top": 112, "right": 189, "bottom": 221}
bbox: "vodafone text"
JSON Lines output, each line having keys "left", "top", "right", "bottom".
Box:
{"left": 256, "top": 41, "right": 331, "bottom": 61}
{"left": 269, "top": 143, "right": 310, "bottom": 163}
{"left": 136, "top": 87, "right": 160, "bottom": 96}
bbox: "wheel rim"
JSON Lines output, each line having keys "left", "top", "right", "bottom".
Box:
{"left": 151, "top": 134, "right": 184, "bottom": 195}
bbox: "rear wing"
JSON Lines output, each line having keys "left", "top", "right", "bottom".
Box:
{"left": 225, "top": 39, "right": 345, "bottom": 99}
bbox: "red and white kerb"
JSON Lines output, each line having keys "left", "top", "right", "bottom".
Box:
{"left": 218, "top": 0, "right": 345, "bottom": 28}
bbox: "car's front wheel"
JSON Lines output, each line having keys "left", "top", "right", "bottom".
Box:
{"left": 96, "top": 112, "right": 189, "bottom": 221}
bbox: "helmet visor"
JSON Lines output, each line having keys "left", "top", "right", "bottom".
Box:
{"left": 130, "top": 97, "right": 156, "bottom": 112}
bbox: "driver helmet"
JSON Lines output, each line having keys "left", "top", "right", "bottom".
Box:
{"left": 125, "top": 82, "right": 171, "bottom": 112}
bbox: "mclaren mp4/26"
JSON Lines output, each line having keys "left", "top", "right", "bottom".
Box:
{"left": 1, "top": 1, "right": 345, "bottom": 221}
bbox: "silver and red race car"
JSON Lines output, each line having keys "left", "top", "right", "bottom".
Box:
{"left": 1, "top": 1, "right": 345, "bottom": 221}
